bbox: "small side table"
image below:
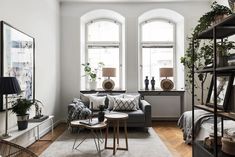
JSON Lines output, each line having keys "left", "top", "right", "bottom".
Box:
{"left": 104, "top": 113, "right": 128, "bottom": 155}
{"left": 71, "top": 119, "right": 107, "bottom": 153}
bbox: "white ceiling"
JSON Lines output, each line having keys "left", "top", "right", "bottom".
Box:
{"left": 59, "top": 0, "right": 209, "bottom": 3}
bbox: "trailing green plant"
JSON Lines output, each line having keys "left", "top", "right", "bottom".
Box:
{"left": 82, "top": 62, "right": 104, "bottom": 81}
{"left": 12, "top": 98, "right": 34, "bottom": 115}
{"left": 180, "top": 2, "right": 234, "bottom": 102}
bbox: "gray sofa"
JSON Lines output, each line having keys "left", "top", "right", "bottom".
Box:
{"left": 67, "top": 93, "right": 152, "bottom": 128}
{"left": 107, "top": 99, "right": 152, "bottom": 127}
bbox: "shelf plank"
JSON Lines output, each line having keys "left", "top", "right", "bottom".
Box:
{"left": 194, "top": 105, "right": 215, "bottom": 113}
{"left": 218, "top": 112, "right": 235, "bottom": 121}
{"left": 195, "top": 68, "right": 213, "bottom": 73}
{"left": 195, "top": 66, "right": 235, "bottom": 73}
{"left": 216, "top": 66, "right": 235, "bottom": 72}
{"left": 194, "top": 104, "right": 223, "bottom": 113}
{"left": 197, "top": 14, "right": 235, "bottom": 39}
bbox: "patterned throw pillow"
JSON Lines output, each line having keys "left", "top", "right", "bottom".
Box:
{"left": 107, "top": 94, "right": 124, "bottom": 110}
{"left": 113, "top": 97, "right": 138, "bottom": 111}
{"left": 123, "top": 94, "right": 140, "bottom": 109}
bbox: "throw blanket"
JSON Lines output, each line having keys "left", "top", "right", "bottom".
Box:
{"left": 67, "top": 98, "right": 92, "bottom": 124}
{"left": 177, "top": 109, "right": 213, "bottom": 144}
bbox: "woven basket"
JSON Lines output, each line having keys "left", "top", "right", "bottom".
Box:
{"left": 222, "top": 137, "right": 235, "bottom": 155}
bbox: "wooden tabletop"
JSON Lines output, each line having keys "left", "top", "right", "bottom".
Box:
{"left": 105, "top": 113, "right": 128, "bottom": 120}
{"left": 71, "top": 119, "right": 107, "bottom": 129}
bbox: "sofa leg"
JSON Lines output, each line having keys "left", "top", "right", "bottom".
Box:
{"left": 144, "top": 127, "right": 149, "bottom": 133}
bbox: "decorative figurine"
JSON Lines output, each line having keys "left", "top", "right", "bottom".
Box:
{"left": 151, "top": 77, "right": 155, "bottom": 90}
{"left": 145, "top": 76, "right": 149, "bottom": 90}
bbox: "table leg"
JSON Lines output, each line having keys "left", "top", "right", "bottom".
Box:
{"left": 51, "top": 118, "right": 54, "bottom": 137}
{"left": 105, "top": 123, "right": 109, "bottom": 149}
{"left": 73, "top": 129, "right": 89, "bottom": 150}
{"left": 113, "top": 121, "right": 116, "bottom": 155}
{"left": 92, "top": 130, "right": 99, "bottom": 152}
{"left": 124, "top": 120, "right": 128, "bottom": 150}
{"left": 99, "top": 129, "right": 104, "bottom": 143}
{"left": 37, "top": 126, "right": 40, "bottom": 140}
{"left": 117, "top": 120, "right": 119, "bottom": 146}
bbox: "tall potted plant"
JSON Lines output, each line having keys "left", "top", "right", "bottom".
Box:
{"left": 82, "top": 62, "right": 104, "bottom": 90}
{"left": 12, "top": 98, "right": 34, "bottom": 130}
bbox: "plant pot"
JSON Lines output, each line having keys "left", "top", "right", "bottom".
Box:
{"left": 17, "top": 114, "right": 29, "bottom": 130}
{"left": 228, "top": 0, "right": 235, "bottom": 13}
{"left": 89, "top": 81, "right": 97, "bottom": 90}
{"left": 217, "top": 51, "right": 228, "bottom": 67}
{"left": 211, "top": 14, "right": 228, "bottom": 26}
{"left": 98, "top": 112, "right": 105, "bottom": 122}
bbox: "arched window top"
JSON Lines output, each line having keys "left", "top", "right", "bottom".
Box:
{"left": 141, "top": 20, "right": 174, "bottom": 42}
{"left": 87, "top": 19, "right": 120, "bottom": 42}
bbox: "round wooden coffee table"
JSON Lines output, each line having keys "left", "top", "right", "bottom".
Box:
{"left": 71, "top": 118, "right": 107, "bottom": 153}
{"left": 104, "top": 113, "right": 128, "bottom": 155}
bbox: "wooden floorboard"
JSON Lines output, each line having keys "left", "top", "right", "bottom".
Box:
{"left": 28, "top": 122, "right": 192, "bottom": 157}
{"left": 152, "top": 121, "right": 192, "bottom": 157}
{"left": 28, "top": 123, "right": 67, "bottom": 156}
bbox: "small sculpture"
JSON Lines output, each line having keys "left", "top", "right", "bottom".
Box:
{"left": 151, "top": 77, "right": 155, "bottom": 90}
{"left": 145, "top": 76, "right": 149, "bottom": 90}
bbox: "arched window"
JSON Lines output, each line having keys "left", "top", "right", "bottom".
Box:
{"left": 84, "top": 19, "right": 122, "bottom": 89}
{"left": 140, "top": 19, "right": 175, "bottom": 89}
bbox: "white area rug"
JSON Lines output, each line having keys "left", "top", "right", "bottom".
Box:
{"left": 40, "top": 128, "right": 172, "bottom": 157}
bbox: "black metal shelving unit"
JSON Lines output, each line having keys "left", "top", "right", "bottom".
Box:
{"left": 192, "top": 14, "right": 235, "bottom": 157}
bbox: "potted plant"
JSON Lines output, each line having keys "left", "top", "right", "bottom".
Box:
{"left": 180, "top": 2, "right": 234, "bottom": 104}
{"left": 12, "top": 97, "right": 34, "bottom": 130}
{"left": 34, "top": 100, "right": 44, "bottom": 119}
{"left": 82, "top": 62, "right": 104, "bottom": 90}
{"left": 98, "top": 104, "right": 105, "bottom": 122}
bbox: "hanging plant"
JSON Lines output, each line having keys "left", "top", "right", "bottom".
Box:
{"left": 180, "top": 2, "right": 234, "bottom": 103}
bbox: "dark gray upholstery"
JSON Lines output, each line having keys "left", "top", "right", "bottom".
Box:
{"left": 68, "top": 95, "right": 152, "bottom": 128}
{"left": 107, "top": 99, "right": 151, "bottom": 128}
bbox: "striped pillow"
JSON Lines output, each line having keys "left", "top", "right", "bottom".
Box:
{"left": 113, "top": 97, "right": 138, "bottom": 111}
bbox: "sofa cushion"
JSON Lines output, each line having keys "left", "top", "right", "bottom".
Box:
{"left": 123, "top": 94, "right": 140, "bottom": 109}
{"left": 107, "top": 94, "right": 124, "bottom": 110}
{"left": 80, "top": 93, "right": 98, "bottom": 107}
{"left": 110, "top": 110, "right": 145, "bottom": 123}
{"left": 113, "top": 97, "right": 138, "bottom": 111}
{"left": 89, "top": 95, "right": 106, "bottom": 110}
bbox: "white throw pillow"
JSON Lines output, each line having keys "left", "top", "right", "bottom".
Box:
{"left": 113, "top": 97, "right": 138, "bottom": 111}
{"left": 107, "top": 94, "right": 124, "bottom": 110}
{"left": 88, "top": 95, "right": 106, "bottom": 110}
{"left": 123, "top": 94, "right": 140, "bottom": 109}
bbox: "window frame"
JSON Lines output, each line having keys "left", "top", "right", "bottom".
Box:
{"left": 84, "top": 18, "right": 123, "bottom": 89}
{"left": 139, "top": 18, "right": 177, "bottom": 89}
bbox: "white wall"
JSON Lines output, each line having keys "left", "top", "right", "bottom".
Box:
{"left": 60, "top": 1, "right": 210, "bottom": 118}
{"left": 0, "top": 0, "right": 61, "bottom": 146}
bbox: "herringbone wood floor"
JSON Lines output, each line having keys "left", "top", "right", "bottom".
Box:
{"left": 153, "top": 121, "right": 192, "bottom": 157}
{"left": 28, "top": 122, "right": 192, "bottom": 157}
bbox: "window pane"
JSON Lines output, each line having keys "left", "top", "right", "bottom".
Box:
{"left": 88, "top": 47, "right": 120, "bottom": 89}
{"left": 142, "top": 47, "right": 173, "bottom": 88}
{"left": 88, "top": 21, "right": 119, "bottom": 42}
{"left": 142, "top": 21, "right": 173, "bottom": 42}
